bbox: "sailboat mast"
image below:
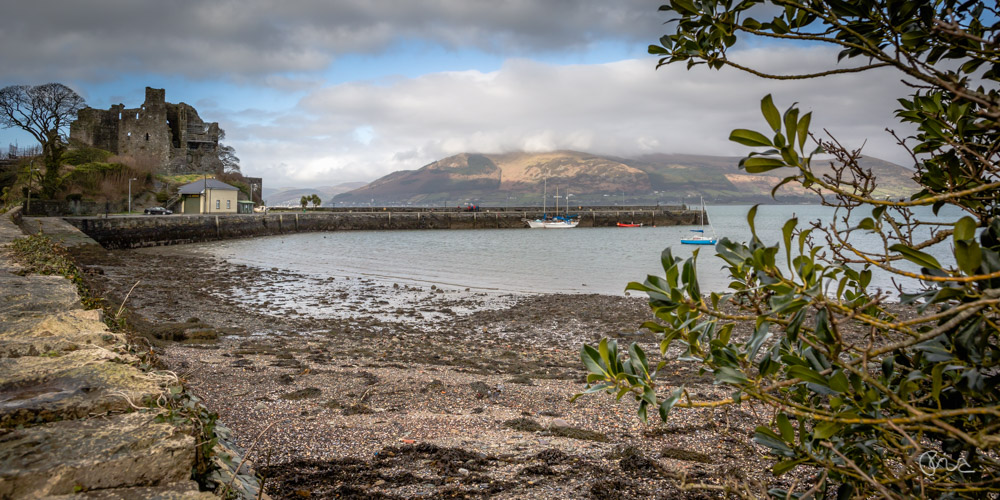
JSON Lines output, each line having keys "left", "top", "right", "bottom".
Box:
{"left": 700, "top": 196, "right": 705, "bottom": 227}
{"left": 555, "top": 186, "right": 559, "bottom": 215}
{"left": 543, "top": 178, "right": 547, "bottom": 214}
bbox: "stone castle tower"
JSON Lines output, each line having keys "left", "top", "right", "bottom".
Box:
{"left": 69, "top": 87, "right": 222, "bottom": 175}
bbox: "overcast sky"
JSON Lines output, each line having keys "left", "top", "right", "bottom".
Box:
{"left": 0, "top": 1, "right": 915, "bottom": 188}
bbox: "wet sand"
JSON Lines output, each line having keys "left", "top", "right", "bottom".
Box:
{"left": 75, "top": 245, "right": 793, "bottom": 499}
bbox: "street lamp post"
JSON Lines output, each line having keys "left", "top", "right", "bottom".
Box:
{"left": 128, "top": 178, "right": 137, "bottom": 214}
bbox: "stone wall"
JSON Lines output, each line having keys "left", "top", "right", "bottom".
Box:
{"left": 0, "top": 210, "right": 267, "bottom": 499}
{"left": 64, "top": 209, "right": 703, "bottom": 249}
{"left": 69, "top": 87, "right": 222, "bottom": 175}
{"left": 23, "top": 199, "right": 127, "bottom": 217}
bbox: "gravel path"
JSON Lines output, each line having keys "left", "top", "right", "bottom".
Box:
{"left": 74, "top": 245, "right": 796, "bottom": 499}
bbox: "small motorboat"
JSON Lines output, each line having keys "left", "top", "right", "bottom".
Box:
{"left": 680, "top": 233, "right": 716, "bottom": 245}
{"left": 616, "top": 222, "right": 643, "bottom": 227}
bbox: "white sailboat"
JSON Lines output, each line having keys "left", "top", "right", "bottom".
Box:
{"left": 681, "top": 197, "right": 717, "bottom": 245}
{"left": 524, "top": 179, "right": 579, "bottom": 228}
{"left": 526, "top": 218, "right": 579, "bottom": 228}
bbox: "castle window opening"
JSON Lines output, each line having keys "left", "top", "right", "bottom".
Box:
{"left": 127, "top": 132, "right": 131, "bottom": 139}
{"left": 145, "top": 133, "right": 149, "bottom": 141}
{"left": 135, "top": 112, "right": 139, "bottom": 120}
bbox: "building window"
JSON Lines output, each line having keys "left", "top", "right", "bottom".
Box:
{"left": 226, "top": 200, "right": 231, "bottom": 209}
{"left": 216, "top": 200, "right": 220, "bottom": 209}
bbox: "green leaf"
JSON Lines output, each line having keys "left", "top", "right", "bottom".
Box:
{"left": 643, "top": 386, "right": 657, "bottom": 406}
{"left": 746, "top": 322, "right": 771, "bottom": 360}
{"left": 629, "top": 343, "right": 649, "bottom": 378}
{"left": 828, "top": 370, "right": 849, "bottom": 393}
{"left": 796, "top": 112, "right": 811, "bottom": 150}
{"left": 857, "top": 217, "right": 876, "bottom": 231}
{"left": 776, "top": 413, "right": 794, "bottom": 443}
{"left": 729, "top": 129, "right": 772, "bottom": 147}
{"left": 954, "top": 216, "right": 978, "bottom": 242}
{"left": 782, "top": 105, "right": 799, "bottom": 144}
{"left": 658, "top": 386, "right": 685, "bottom": 421}
{"left": 889, "top": 243, "right": 943, "bottom": 270}
{"left": 743, "top": 157, "right": 787, "bottom": 173}
{"left": 812, "top": 421, "right": 841, "bottom": 440}
{"left": 581, "top": 345, "right": 607, "bottom": 376}
{"left": 782, "top": 218, "right": 797, "bottom": 273}
{"left": 598, "top": 338, "right": 611, "bottom": 367}
{"left": 773, "top": 458, "right": 807, "bottom": 475}
{"left": 714, "top": 366, "right": 749, "bottom": 385}
{"left": 788, "top": 365, "right": 828, "bottom": 386}
{"left": 761, "top": 94, "right": 781, "bottom": 132}
{"left": 747, "top": 204, "right": 759, "bottom": 239}
{"left": 754, "top": 426, "right": 794, "bottom": 456}
{"left": 572, "top": 382, "right": 614, "bottom": 401}
{"left": 670, "top": 0, "right": 699, "bottom": 15}
{"left": 956, "top": 241, "right": 982, "bottom": 275}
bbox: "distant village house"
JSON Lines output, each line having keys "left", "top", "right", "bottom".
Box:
{"left": 177, "top": 179, "right": 240, "bottom": 214}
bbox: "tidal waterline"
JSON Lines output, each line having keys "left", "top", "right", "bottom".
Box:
{"left": 181, "top": 204, "right": 961, "bottom": 297}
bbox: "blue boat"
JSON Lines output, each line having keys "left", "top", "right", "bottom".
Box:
{"left": 681, "top": 197, "right": 717, "bottom": 245}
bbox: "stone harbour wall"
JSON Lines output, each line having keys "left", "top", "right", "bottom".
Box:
{"left": 64, "top": 208, "right": 704, "bottom": 249}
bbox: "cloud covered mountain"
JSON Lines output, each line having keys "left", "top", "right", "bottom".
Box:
{"left": 332, "top": 150, "right": 917, "bottom": 206}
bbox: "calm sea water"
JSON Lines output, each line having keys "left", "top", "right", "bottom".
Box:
{"left": 186, "top": 205, "right": 962, "bottom": 297}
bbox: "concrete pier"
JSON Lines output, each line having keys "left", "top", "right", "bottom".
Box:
{"left": 64, "top": 207, "right": 704, "bottom": 249}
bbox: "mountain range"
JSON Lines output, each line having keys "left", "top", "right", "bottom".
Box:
{"left": 329, "top": 151, "right": 918, "bottom": 206}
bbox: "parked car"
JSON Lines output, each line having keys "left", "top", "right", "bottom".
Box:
{"left": 144, "top": 207, "right": 173, "bottom": 215}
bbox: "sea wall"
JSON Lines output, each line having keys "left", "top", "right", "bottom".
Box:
{"left": 65, "top": 208, "right": 704, "bottom": 249}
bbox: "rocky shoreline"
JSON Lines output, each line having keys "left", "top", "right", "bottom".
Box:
{"left": 72, "top": 241, "right": 798, "bottom": 499}
{"left": 0, "top": 212, "right": 263, "bottom": 499}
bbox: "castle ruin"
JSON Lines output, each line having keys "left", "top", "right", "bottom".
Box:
{"left": 69, "top": 87, "right": 222, "bottom": 175}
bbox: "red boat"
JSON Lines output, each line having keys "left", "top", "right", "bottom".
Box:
{"left": 616, "top": 222, "right": 643, "bottom": 227}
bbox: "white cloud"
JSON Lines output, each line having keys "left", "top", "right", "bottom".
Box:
{"left": 232, "top": 46, "right": 915, "bottom": 187}
{"left": 0, "top": 0, "right": 661, "bottom": 82}
{"left": 0, "top": 2, "right": 921, "bottom": 189}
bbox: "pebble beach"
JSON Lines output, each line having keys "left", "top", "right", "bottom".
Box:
{"left": 75, "top": 245, "right": 797, "bottom": 499}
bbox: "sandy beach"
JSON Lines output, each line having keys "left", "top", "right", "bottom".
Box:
{"left": 74, "top": 245, "right": 791, "bottom": 499}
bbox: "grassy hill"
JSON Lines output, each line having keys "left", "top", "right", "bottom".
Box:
{"left": 332, "top": 151, "right": 918, "bottom": 206}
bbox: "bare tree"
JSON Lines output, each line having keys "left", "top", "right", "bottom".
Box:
{"left": 0, "top": 83, "right": 86, "bottom": 197}
{"left": 219, "top": 145, "right": 241, "bottom": 174}
{"left": 215, "top": 129, "right": 241, "bottom": 175}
